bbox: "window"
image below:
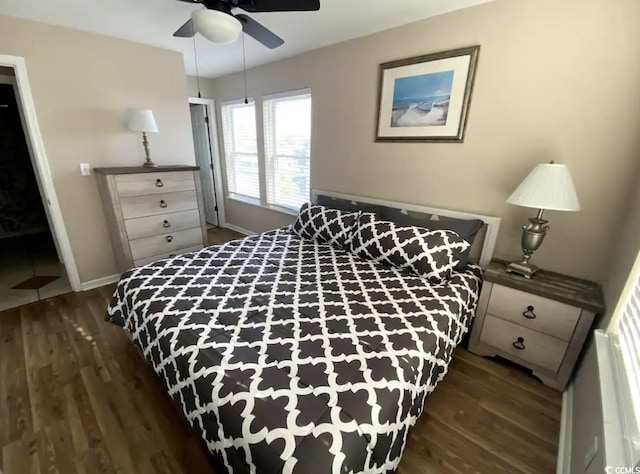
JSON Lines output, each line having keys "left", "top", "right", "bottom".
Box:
{"left": 263, "top": 90, "right": 312, "bottom": 211}
{"left": 607, "top": 249, "right": 640, "bottom": 467}
{"left": 220, "top": 100, "right": 260, "bottom": 200}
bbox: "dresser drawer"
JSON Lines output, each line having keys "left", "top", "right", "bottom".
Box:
{"left": 488, "top": 284, "right": 580, "bottom": 341}
{"left": 129, "top": 227, "right": 203, "bottom": 260}
{"left": 125, "top": 210, "right": 201, "bottom": 241}
{"left": 134, "top": 244, "right": 203, "bottom": 267}
{"left": 115, "top": 171, "right": 195, "bottom": 196}
{"left": 120, "top": 191, "right": 198, "bottom": 219}
{"left": 480, "top": 315, "right": 568, "bottom": 372}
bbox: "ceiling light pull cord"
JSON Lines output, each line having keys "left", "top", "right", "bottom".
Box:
{"left": 193, "top": 31, "right": 202, "bottom": 98}
{"left": 242, "top": 33, "right": 248, "bottom": 104}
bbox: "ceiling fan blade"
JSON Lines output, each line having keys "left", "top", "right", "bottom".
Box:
{"left": 173, "top": 18, "right": 196, "bottom": 37}
{"left": 235, "top": 14, "right": 284, "bottom": 49}
{"left": 239, "top": 0, "right": 320, "bottom": 13}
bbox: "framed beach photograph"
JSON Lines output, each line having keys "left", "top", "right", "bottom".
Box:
{"left": 375, "top": 46, "right": 480, "bottom": 142}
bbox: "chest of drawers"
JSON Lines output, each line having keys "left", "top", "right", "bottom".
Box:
{"left": 468, "top": 260, "right": 605, "bottom": 390}
{"left": 95, "top": 166, "right": 208, "bottom": 272}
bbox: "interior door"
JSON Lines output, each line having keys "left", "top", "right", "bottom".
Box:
{"left": 189, "top": 103, "right": 218, "bottom": 226}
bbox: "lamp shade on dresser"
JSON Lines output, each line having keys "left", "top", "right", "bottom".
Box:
{"left": 95, "top": 166, "right": 208, "bottom": 272}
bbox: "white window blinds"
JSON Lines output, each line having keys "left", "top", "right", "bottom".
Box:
{"left": 220, "top": 100, "right": 260, "bottom": 200}
{"left": 609, "top": 250, "right": 640, "bottom": 466}
{"left": 263, "top": 90, "right": 312, "bottom": 211}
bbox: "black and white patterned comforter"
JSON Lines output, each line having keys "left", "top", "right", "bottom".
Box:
{"left": 106, "top": 227, "right": 482, "bottom": 473}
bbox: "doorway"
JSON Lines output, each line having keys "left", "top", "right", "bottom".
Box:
{"left": 0, "top": 72, "right": 72, "bottom": 311}
{"left": 188, "top": 97, "right": 225, "bottom": 228}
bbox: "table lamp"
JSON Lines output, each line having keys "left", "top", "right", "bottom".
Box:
{"left": 128, "top": 109, "right": 158, "bottom": 168}
{"left": 506, "top": 162, "right": 580, "bottom": 278}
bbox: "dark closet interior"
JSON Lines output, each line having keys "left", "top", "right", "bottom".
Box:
{"left": 0, "top": 80, "right": 71, "bottom": 310}
{"left": 0, "top": 83, "right": 48, "bottom": 237}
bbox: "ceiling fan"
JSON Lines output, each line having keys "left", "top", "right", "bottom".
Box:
{"left": 173, "top": 0, "right": 321, "bottom": 49}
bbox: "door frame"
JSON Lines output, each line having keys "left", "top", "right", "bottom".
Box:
{"left": 188, "top": 97, "right": 226, "bottom": 227}
{"left": 0, "top": 55, "right": 81, "bottom": 291}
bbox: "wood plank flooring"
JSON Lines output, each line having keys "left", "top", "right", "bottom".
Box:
{"left": 207, "top": 227, "right": 246, "bottom": 246}
{"left": 0, "top": 248, "right": 562, "bottom": 474}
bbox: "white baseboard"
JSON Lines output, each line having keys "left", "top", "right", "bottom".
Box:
{"left": 557, "top": 384, "right": 573, "bottom": 474}
{"left": 79, "top": 274, "right": 120, "bottom": 291}
{"left": 223, "top": 223, "right": 255, "bottom": 236}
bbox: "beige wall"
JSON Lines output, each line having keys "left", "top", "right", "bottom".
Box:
{"left": 186, "top": 75, "right": 216, "bottom": 99}
{"left": 570, "top": 171, "right": 640, "bottom": 473}
{"left": 206, "top": 0, "right": 640, "bottom": 281}
{"left": 0, "top": 15, "right": 195, "bottom": 283}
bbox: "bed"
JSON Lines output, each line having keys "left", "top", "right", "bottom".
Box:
{"left": 106, "top": 190, "right": 501, "bottom": 473}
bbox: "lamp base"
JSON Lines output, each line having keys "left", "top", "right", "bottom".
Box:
{"left": 506, "top": 261, "right": 539, "bottom": 279}
{"left": 141, "top": 132, "right": 157, "bottom": 168}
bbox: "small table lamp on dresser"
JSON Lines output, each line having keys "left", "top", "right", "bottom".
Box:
{"left": 128, "top": 109, "right": 159, "bottom": 168}
{"left": 506, "top": 162, "right": 580, "bottom": 278}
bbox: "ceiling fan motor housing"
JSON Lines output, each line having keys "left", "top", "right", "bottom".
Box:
{"left": 191, "top": 8, "right": 242, "bottom": 44}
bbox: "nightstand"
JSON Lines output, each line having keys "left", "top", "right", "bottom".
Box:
{"left": 468, "top": 260, "right": 605, "bottom": 391}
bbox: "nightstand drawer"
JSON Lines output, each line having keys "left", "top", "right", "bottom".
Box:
{"left": 120, "top": 191, "right": 198, "bottom": 219}
{"left": 129, "top": 227, "right": 203, "bottom": 260}
{"left": 124, "top": 210, "right": 201, "bottom": 240}
{"left": 480, "top": 315, "right": 568, "bottom": 372}
{"left": 115, "top": 171, "right": 195, "bottom": 196}
{"left": 488, "top": 284, "right": 580, "bottom": 341}
{"left": 133, "top": 244, "right": 203, "bottom": 267}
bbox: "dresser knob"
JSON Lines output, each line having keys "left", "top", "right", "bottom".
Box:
{"left": 512, "top": 337, "right": 526, "bottom": 350}
{"left": 159, "top": 200, "right": 168, "bottom": 208}
{"left": 162, "top": 220, "right": 171, "bottom": 228}
{"left": 522, "top": 305, "right": 536, "bottom": 319}
{"left": 166, "top": 235, "right": 173, "bottom": 242}
{"left": 155, "top": 179, "right": 164, "bottom": 188}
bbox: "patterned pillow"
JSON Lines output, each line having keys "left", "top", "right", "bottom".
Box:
{"left": 292, "top": 203, "right": 359, "bottom": 249}
{"left": 351, "top": 213, "right": 471, "bottom": 283}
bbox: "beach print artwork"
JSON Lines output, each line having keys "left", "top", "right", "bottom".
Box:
{"left": 376, "top": 46, "right": 479, "bottom": 142}
{"left": 391, "top": 70, "right": 454, "bottom": 128}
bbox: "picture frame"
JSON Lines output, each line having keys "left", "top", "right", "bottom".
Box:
{"left": 375, "top": 46, "right": 480, "bottom": 143}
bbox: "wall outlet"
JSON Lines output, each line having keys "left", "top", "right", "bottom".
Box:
{"left": 584, "top": 436, "right": 598, "bottom": 471}
{"left": 79, "top": 163, "right": 91, "bottom": 176}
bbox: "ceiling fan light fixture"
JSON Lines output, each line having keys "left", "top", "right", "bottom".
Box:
{"left": 191, "top": 9, "right": 242, "bottom": 44}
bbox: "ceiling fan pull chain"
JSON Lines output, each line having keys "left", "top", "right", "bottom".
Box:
{"left": 242, "top": 32, "right": 249, "bottom": 104}
{"left": 193, "top": 28, "right": 202, "bottom": 98}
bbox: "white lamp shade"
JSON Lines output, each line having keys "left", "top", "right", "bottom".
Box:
{"left": 192, "top": 9, "right": 242, "bottom": 44}
{"left": 128, "top": 109, "right": 158, "bottom": 133}
{"left": 507, "top": 163, "right": 580, "bottom": 211}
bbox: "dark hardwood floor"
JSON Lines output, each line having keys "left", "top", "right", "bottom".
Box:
{"left": 0, "top": 236, "right": 562, "bottom": 473}
{"left": 207, "top": 227, "right": 246, "bottom": 246}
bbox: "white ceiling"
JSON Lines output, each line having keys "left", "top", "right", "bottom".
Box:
{"left": 0, "top": 0, "right": 494, "bottom": 78}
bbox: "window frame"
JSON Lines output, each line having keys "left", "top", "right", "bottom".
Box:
{"left": 262, "top": 88, "right": 312, "bottom": 212}
{"left": 219, "top": 97, "right": 261, "bottom": 205}
{"left": 603, "top": 248, "right": 640, "bottom": 468}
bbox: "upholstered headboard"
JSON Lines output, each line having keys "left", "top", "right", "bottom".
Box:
{"left": 311, "top": 189, "right": 501, "bottom": 268}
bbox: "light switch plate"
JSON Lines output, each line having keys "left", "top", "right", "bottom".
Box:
{"left": 79, "top": 163, "right": 91, "bottom": 176}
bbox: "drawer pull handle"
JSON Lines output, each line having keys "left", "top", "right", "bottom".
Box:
{"left": 162, "top": 220, "right": 171, "bottom": 228}
{"left": 522, "top": 306, "right": 537, "bottom": 319}
{"left": 166, "top": 235, "right": 173, "bottom": 243}
{"left": 159, "top": 200, "right": 168, "bottom": 208}
{"left": 155, "top": 179, "right": 164, "bottom": 188}
{"left": 512, "top": 337, "right": 526, "bottom": 350}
